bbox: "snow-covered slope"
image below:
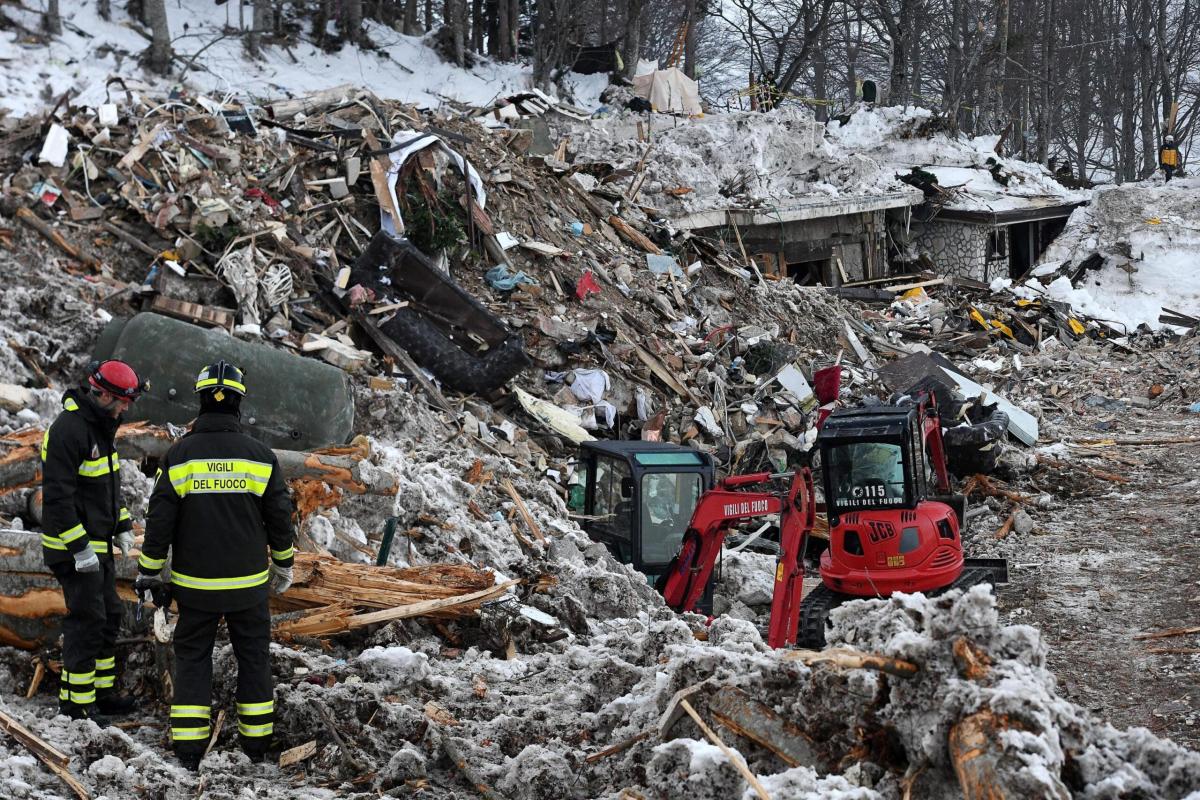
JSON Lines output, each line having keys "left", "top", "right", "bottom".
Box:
{"left": 0, "top": 1, "right": 555, "bottom": 114}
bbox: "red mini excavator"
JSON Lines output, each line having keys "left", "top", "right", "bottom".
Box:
{"left": 796, "top": 391, "right": 1007, "bottom": 647}
{"left": 657, "top": 469, "right": 815, "bottom": 648}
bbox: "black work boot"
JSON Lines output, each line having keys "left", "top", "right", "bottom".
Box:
{"left": 60, "top": 703, "right": 112, "bottom": 729}
{"left": 96, "top": 693, "right": 137, "bottom": 716}
{"left": 176, "top": 750, "right": 203, "bottom": 772}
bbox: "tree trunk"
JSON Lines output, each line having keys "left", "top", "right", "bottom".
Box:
{"left": 621, "top": 0, "right": 643, "bottom": 79}
{"left": 43, "top": 0, "right": 62, "bottom": 35}
{"left": 812, "top": 28, "right": 828, "bottom": 121}
{"left": 98, "top": 0, "right": 111, "bottom": 21}
{"left": 470, "top": 0, "right": 484, "bottom": 53}
{"left": 247, "top": 0, "right": 273, "bottom": 59}
{"left": 144, "top": 0, "right": 172, "bottom": 75}
{"left": 342, "top": 0, "right": 364, "bottom": 45}
{"left": 506, "top": 0, "right": 519, "bottom": 58}
{"left": 683, "top": 0, "right": 698, "bottom": 80}
{"left": 444, "top": 0, "right": 466, "bottom": 66}
{"left": 1037, "top": 0, "right": 1055, "bottom": 164}
{"left": 403, "top": 0, "right": 420, "bottom": 35}
{"left": 425, "top": 0, "right": 434, "bottom": 33}
{"left": 494, "top": 0, "right": 508, "bottom": 57}
{"left": 990, "top": 0, "right": 1010, "bottom": 131}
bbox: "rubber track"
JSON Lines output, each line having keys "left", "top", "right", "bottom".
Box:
{"left": 795, "top": 567, "right": 1002, "bottom": 649}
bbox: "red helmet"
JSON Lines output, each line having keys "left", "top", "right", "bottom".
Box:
{"left": 88, "top": 360, "right": 147, "bottom": 400}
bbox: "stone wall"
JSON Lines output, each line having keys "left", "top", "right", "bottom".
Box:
{"left": 908, "top": 219, "right": 1008, "bottom": 282}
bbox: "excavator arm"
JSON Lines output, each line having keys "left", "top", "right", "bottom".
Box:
{"left": 657, "top": 469, "right": 815, "bottom": 648}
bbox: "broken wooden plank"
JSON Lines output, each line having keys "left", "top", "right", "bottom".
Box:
{"left": 708, "top": 686, "right": 819, "bottom": 769}
{"left": 362, "top": 129, "right": 403, "bottom": 232}
{"left": 501, "top": 480, "right": 546, "bottom": 543}
{"left": 0, "top": 705, "right": 90, "bottom": 800}
{"left": 608, "top": 215, "right": 661, "bottom": 255}
{"left": 101, "top": 221, "right": 159, "bottom": 256}
{"left": 279, "top": 739, "right": 318, "bottom": 768}
{"left": 15, "top": 208, "right": 99, "bottom": 270}
{"left": 1134, "top": 625, "right": 1200, "bottom": 641}
{"left": 146, "top": 295, "right": 235, "bottom": 332}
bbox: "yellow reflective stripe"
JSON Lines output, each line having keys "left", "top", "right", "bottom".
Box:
{"left": 171, "top": 570, "right": 270, "bottom": 591}
{"left": 94, "top": 676, "right": 115, "bottom": 689}
{"left": 170, "top": 705, "right": 211, "bottom": 717}
{"left": 238, "top": 722, "right": 273, "bottom": 737}
{"left": 42, "top": 535, "right": 67, "bottom": 550}
{"left": 40, "top": 430, "right": 49, "bottom": 462}
{"left": 92, "top": 541, "right": 110, "bottom": 554}
{"left": 59, "top": 687, "right": 68, "bottom": 700}
{"left": 95, "top": 657, "right": 115, "bottom": 670}
{"left": 60, "top": 524, "right": 86, "bottom": 544}
{"left": 67, "top": 671, "right": 95, "bottom": 685}
{"left": 119, "top": 508, "right": 131, "bottom": 521}
{"left": 168, "top": 458, "right": 273, "bottom": 498}
{"left": 64, "top": 398, "right": 79, "bottom": 411}
{"left": 78, "top": 454, "right": 119, "bottom": 477}
{"left": 70, "top": 690, "right": 95, "bottom": 704}
{"left": 195, "top": 377, "right": 246, "bottom": 394}
{"left": 139, "top": 553, "right": 166, "bottom": 570}
{"left": 171, "top": 727, "right": 211, "bottom": 741}
{"left": 270, "top": 547, "right": 294, "bottom": 561}
{"left": 236, "top": 701, "right": 273, "bottom": 716}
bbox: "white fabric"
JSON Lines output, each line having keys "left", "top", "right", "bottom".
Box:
{"left": 568, "top": 369, "right": 616, "bottom": 428}
{"left": 382, "top": 131, "right": 487, "bottom": 235}
{"left": 631, "top": 67, "right": 702, "bottom": 115}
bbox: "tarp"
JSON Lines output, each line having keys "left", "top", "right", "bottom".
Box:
{"left": 631, "top": 67, "right": 701, "bottom": 116}
{"left": 383, "top": 131, "right": 486, "bottom": 236}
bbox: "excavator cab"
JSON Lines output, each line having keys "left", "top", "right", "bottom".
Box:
{"left": 574, "top": 441, "right": 716, "bottom": 580}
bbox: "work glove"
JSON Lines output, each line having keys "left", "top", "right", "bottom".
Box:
{"left": 115, "top": 531, "right": 135, "bottom": 558}
{"left": 268, "top": 563, "right": 293, "bottom": 596}
{"left": 134, "top": 574, "right": 171, "bottom": 608}
{"left": 73, "top": 544, "right": 100, "bottom": 573}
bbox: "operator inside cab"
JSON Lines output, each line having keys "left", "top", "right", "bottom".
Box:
{"left": 827, "top": 441, "right": 905, "bottom": 509}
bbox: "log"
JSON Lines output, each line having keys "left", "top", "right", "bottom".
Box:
{"left": 274, "top": 579, "right": 519, "bottom": 638}
{"left": 949, "top": 709, "right": 1069, "bottom": 800}
{"left": 678, "top": 698, "right": 770, "bottom": 800}
{"left": 708, "top": 686, "right": 819, "bottom": 769}
{"left": 501, "top": 480, "right": 545, "bottom": 543}
{"left": 0, "top": 423, "right": 397, "bottom": 498}
{"left": 607, "top": 215, "right": 661, "bottom": 254}
{"left": 782, "top": 647, "right": 919, "bottom": 679}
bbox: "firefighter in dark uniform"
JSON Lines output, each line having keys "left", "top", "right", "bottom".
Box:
{"left": 41, "top": 360, "right": 145, "bottom": 724}
{"left": 134, "top": 361, "right": 295, "bottom": 770}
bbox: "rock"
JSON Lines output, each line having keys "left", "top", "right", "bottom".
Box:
{"left": 1013, "top": 508, "right": 1035, "bottom": 536}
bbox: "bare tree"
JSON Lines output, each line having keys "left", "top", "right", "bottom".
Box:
{"left": 622, "top": 0, "right": 645, "bottom": 78}
{"left": 43, "top": 0, "right": 62, "bottom": 35}
{"left": 342, "top": 0, "right": 365, "bottom": 45}
{"left": 144, "top": 0, "right": 172, "bottom": 75}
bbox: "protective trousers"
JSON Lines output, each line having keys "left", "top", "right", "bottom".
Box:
{"left": 170, "top": 601, "right": 274, "bottom": 756}
{"left": 51, "top": 558, "right": 121, "bottom": 713}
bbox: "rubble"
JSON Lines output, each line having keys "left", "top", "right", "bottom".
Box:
{"left": 0, "top": 73, "right": 1199, "bottom": 799}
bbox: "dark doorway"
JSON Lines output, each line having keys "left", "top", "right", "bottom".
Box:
{"left": 1008, "top": 222, "right": 1033, "bottom": 279}
{"left": 786, "top": 258, "right": 831, "bottom": 285}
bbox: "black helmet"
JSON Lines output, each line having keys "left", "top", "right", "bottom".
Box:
{"left": 194, "top": 360, "right": 246, "bottom": 402}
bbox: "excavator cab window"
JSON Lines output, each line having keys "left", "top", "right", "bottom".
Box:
{"left": 825, "top": 440, "right": 908, "bottom": 512}
{"left": 639, "top": 472, "right": 703, "bottom": 565}
{"left": 591, "top": 456, "right": 633, "bottom": 561}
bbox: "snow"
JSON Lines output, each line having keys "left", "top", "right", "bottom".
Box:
{"left": 1030, "top": 177, "right": 1200, "bottom": 331}
{"left": 0, "top": 1, "right": 591, "bottom": 117}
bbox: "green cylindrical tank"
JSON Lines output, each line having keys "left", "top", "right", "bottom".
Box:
{"left": 92, "top": 313, "right": 354, "bottom": 451}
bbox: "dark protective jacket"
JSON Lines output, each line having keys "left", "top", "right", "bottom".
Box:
{"left": 40, "top": 389, "right": 133, "bottom": 566}
{"left": 139, "top": 412, "right": 295, "bottom": 612}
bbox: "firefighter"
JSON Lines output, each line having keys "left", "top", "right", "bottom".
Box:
{"left": 41, "top": 360, "right": 145, "bottom": 724}
{"left": 134, "top": 361, "right": 295, "bottom": 770}
{"left": 1160, "top": 134, "right": 1180, "bottom": 181}
{"left": 758, "top": 70, "right": 780, "bottom": 112}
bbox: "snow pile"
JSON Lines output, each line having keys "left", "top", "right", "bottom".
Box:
{"left": 825, "top": 106, "right": 1089, "bottom": 213}
{"left": 1032, "top": 177, "right": 1200, "bottom": 331}
{"left": 569, "top": 104, "right": 1084, "bottom": 219}
{"left": 0, "top": 2, "right": 601, "bottom": 117}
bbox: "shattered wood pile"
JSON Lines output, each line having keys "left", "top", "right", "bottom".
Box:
{"left": 272, "top": 553, "right": 509, "bottom": 638}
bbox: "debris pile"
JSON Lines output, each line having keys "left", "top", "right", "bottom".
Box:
{"left": 1, "top": 79, "right": 1199, "bottom": 799}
